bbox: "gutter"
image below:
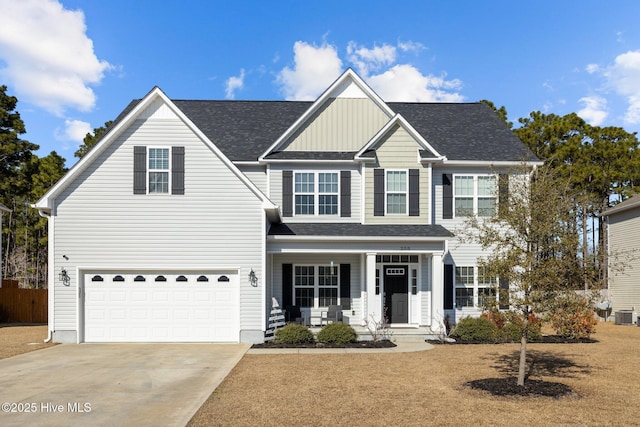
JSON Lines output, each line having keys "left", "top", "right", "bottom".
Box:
{"left": 34, "top": 206, "right": 54, "bottom": 343}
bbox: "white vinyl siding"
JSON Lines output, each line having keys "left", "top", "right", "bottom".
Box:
{"left": 52, "top": 110, "right": 265, "bottom": 340}
{"left": 608, "top": 207, "right": 640, "bottom": 313}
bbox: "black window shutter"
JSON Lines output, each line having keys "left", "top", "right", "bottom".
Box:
{"left": 340, "top": 171, "right": 351, "bottom": 217}
{"left": 282, "top": 171, "right": 293, "bottom": 217}
{"left": 442, "top": 174, "right": 453, "bottom": 219}
{"left": 409, "top": 169, "right": 420, "bottom": 216}
{"left": 444, "top": 264, "right": 454, "bottom": 309}
{"left": 282, "top": 264, "right": 293, "bottom": 306}
{"left": 374, "top": 169, "right": 385, "bottom": 216}
{"left": 133, "top": 146, "right": 147, "bottom": 194}
{"left": 499, "top": 278, "right": 510, "bottom": 309}
{"left": 498, "top": 174, "right": 509, "bottom": 217}
{"left": 340, "top": 264, "right": 351, "bottom": 309}
{"left": 171, "top": 146, "right": 185, "bottom": 195}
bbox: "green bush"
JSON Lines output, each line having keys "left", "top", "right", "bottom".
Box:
{"left": 501, "top": 317, "right": 542, "bottom": 342}
{"left": 317, "top": 323, "right": 357, "bottom": 344}
{"left": 451, "top": 316, "right": 499, "bottom": 342}
{"left": 275, "top": 324, "right": 315, "bottom": 344}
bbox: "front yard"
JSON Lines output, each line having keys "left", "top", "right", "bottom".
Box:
{"left": 189, "top": 322, "right": 640, "bottom": 426}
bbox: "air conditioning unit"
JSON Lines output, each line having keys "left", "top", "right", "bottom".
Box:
{"left": 614, "top": 310, "right": 637, "bottom": 325}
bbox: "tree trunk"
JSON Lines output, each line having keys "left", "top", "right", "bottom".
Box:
{"left": 517, "top": 316, "right": 528, "bottom": 386}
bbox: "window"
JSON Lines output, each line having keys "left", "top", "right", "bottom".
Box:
{"left": 455, "top": 266, "right": 474, "bottom": 308}
{"left": 386, "top": 170, "right": 407, "bottom": 214}
{"left": 294, "top": 172, "right": 339, "bottom": 215}
{"left": 149, "top": 148, "right": 170, "bottom": 193}
{"left": 454, "top": 175, "right": 497, "bottom": 217}
{"left": 294, "top": 266, "right": 314, "bottom": 307}
{"left": 294, "top": 265, "right": 340, "bottom": 308}
{"left": 455, "top": 265, "right": 499, "bottom": 308}
{"left": 318, "top": 266, "right": 338, "bottom": 306}
{"left": 411, "top": 269, "right": 418, "bottom": 295}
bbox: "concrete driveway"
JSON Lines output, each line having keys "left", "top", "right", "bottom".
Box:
{"left": 0, "top": 343, "right": 249, "bottom": 427}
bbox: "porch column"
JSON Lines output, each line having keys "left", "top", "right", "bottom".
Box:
{"left": 365, "top": 252, "right": 379, "bottom": 324}
{"left": 431, "top": 252, "right": 444, "bottom": 332}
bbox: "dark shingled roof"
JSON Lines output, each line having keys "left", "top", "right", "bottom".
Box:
{"left": 109, "top": 98, "right": 536, "bottom": 163}
{"left": 268, "top": 222, "right": 453, "bottom": 238}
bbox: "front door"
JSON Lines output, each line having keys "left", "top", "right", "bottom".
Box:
{"left": 384, "top": 265, "right": 408, "bottom": 323}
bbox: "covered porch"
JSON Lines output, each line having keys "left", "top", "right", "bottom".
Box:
{"left": 266, "top": 223, "right": 453, "bottom": 335}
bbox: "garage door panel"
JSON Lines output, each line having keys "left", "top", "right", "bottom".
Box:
{"left": 84, "top": 272, "right": 239, "bottom": 342}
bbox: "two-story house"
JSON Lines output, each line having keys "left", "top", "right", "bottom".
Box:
{"left": 35, "top": 69, "right": 539, "bottom": 343}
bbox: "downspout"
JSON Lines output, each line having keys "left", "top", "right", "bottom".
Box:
{"left": 36, "top": 207, "right": 54, "bottom": 343}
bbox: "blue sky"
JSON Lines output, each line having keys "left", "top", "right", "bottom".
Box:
{"left": 2, "top": 0, "right": 640, "bottom": 166}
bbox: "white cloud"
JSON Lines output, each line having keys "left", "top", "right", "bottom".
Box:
{"left": 225, "top": 69, "right": 245, "bottom": 100}
{"left": 276, "top": 40, "right": 463, "bottom": 103}
{"left": 276, "top": 41, "right": 343, "bottom": 100}
{"left": 368, "top": 64, "right": 464, "bottom": 102}
{"left": 585, "top": 64, "right": 599, "bottom": 74}
{"left": 398, "top": 40, "right": 426, "bottom": 54}
{"left": 346, "top": 42, "right": 397, "bottom": 76}
{"left": 577, "top": 96, "right": 608, "bottom": 126}
{"left": 0, "top": 0, "right": 112, "bottom": 115}
{"left": 55, "top": 119, "right": 91, "bottom": 142}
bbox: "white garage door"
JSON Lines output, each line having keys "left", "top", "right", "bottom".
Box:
{"left": 83, "top": 271, "right": 239, "bottom": 342}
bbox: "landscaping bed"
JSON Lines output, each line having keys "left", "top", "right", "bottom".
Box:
{"left": 251, "top": 339, "right": 396, "bottom": 349}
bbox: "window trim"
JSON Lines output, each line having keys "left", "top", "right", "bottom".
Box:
{"left": 293, "top": 171, "right": 340, "bottom": 217}
{"left": 293, "top": 264, "right": 340, "bottom": 308}
{"left": 385, "top": 169, "right": 408, "bottom": 215}
{"left": 147, "top": 147, "right": 171, "bottom": 195}
{"left": 452, "top": 174, "right": 497, "bottom": 218}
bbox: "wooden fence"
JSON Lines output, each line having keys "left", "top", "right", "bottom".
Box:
{"left": 0, "top": 286, "right": 48, "bottom": 323}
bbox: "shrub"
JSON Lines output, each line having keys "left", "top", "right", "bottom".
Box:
{"left": 451, "top": 316, "right": 500, "bottom": 342}
{"left": 275, "top": 324, "right": 315, "bottom": 344}
{"left": 550, "top": 296, "right": 598, "bottom": 339}
{"left": 317, "top": 323, "right": 357, "bottom": 344}
{"left": 501, "top": 313, "right": 542, "bottom": 342}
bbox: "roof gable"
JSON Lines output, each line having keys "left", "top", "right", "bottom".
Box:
{"left": 35, "top": 87, "right": 276, "bottom": 213}
{"left": 355, "top": 114, "right": 444, "bottom": 162}
{"left": 259, "top": 69, "right": 395, "bottom": 160}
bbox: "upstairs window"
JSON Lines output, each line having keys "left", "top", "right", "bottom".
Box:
{"left": 454, "top": 175, "right": 496, "bottom": 217}
{"left": 386, "top": 170, "right": 407, "bottom": 214}
{"left": 148, "top": 148, "right": 170, "bottom": 193}
{"left": 294, "top": 172, "right": 339, "bottom": 216}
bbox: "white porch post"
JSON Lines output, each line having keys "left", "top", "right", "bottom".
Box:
{"left": 431, "top": 252, "right": 444, "bottom": 331}
{"left": 365, "top": 252, "right": 378, "bottom": 324}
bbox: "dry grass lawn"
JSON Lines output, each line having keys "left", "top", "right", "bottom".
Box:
{"left": 0, "top": 324, "right": 55, "bottom": 359}
{"left": 189, "top": 322, "right": 640, "bottom": 427}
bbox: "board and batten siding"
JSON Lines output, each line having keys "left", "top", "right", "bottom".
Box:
{"left": 364, "top": 125, "right": 430, "bottom": 224}
{"left": 269, "top": 164, "right": 361, "bottom": 223}
{"left": 52, "top": 111, "right": 265, "bottom": 340}
{"left": 608, "top": 208, "right": 640, "bottom": 311}
{"left": 282, "top": 98, "right": 389, "bottom": 152}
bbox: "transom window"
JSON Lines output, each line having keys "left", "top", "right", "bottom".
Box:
{"left": 294, "top": 265, "right": 339, "bottom": 308}
{"left": 294, "top": 172, "right": 339, "bottom": 215}
{"left": 149, "top": 148, "right": 170, "bottom": 193}
{"left": 386, "top": 170, "right": 407, "bottom": 214}
{"left": 454, "top": 175, "right": 497, "bottom": 217}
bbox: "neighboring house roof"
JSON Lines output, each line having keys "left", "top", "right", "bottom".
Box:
{"left": 268, "top": 222, "right": 454, "bottom": 238}
{"left": 0, "top": 203, "right": 10, "bottom": 213}
{"left": 602, "top": 194, "right": 640, "bottom": 216}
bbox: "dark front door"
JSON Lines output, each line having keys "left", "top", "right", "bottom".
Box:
{"left": 384, "top": 265, "right": 408, "bottom": 323}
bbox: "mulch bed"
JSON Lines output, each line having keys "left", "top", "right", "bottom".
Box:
{"left": 465, "top": 377, "right": 575, "bottom": 398}
{"left": 428, "top": 335, "right": 598, "bottom": 344}
{"left": 251, "top": 340, "right": 397, "bottom": 349}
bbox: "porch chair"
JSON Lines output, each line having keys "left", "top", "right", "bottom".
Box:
{"left": 285, "top": 305, "right": 303, "bottom": 324}
{"left": 320, "top": 305, "right": 343, "bottom": 325}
